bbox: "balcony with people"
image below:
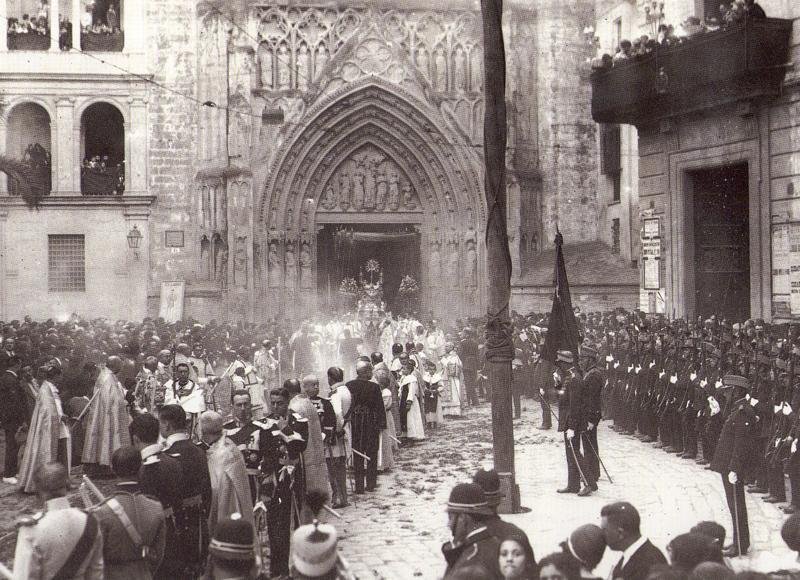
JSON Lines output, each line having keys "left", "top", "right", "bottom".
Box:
{"left": 80, "top": 102, "right": 125, "bottom": 196}
{"left": 590, "top": 1, "right": 793, "bottom": 126}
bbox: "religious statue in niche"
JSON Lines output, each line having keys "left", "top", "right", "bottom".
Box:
{"left": 302, "top": 201, "right": 312, "bottom": 231}
{"left": 267, "top": 241, "right": 281, "bottom": 288}
{"left": 444, "top": 192, "right": 455, "bottom": 214}
{"left": 402, "top": 182, "right": 417, "bottom": 210}
{"left": 338, "top": 172, "right": 351, "bottom": 210}
{"left": 447, "top": 240, "right": 459, "bottom": 281}
{"left": 234, "top": 236, "right": 248, "bottom": 289}
{"left": 277, "top": 43, "right": 291, "bottom": 90}
{"left": 465, "top": 239, "right": 477, "bottom": 288}
{"left": 430, "top": 240, "right": 442, "bottom": 282}
{"left": 352, "top": 172, "right": 366, "bottom": 210}
{"left": 217, "top": 246, "right": 229, "bottom": 290}
{"left": 228, "top": 90, "right": 252, "bottom": 160}
{"left": 200, "top": 235, "right": 211, "bottom": 281}
{"left": 375, "top": 167, "right": 387, "bottom": 210}
{"left": 434, "top": 47, "right": 447, "bottom": 92}
{"left": 299, "top": 242, "right": 313, "bottom": 289}
{"left": 454, "top": 46, "right": 467, "bottom": 92}
{"left": 284, "top": 241, "right": 297, "bottom": 287}
{"left": 259, "top": 44, "right": 273, "bottom": 89}
{"left": 416, "top": 47, "right": 430, "bottom": 81}
{"left": 321, "top": 185, "right": 337, "bottom": 210}
{"left": 387, "top": 170, "right": 400, "bottom": 210}
{"left": 314, "top": 44, "right": 329, "bottom": 80}
{"left": 297, "top": 43, "right": 310, "bottom": 91}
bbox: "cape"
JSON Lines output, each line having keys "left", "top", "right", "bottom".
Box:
{"left": 206, "top": 435, "right": 254, "bottom": 533}
{"left": 18, "top": 380, "right": 70, "bottom": 493}
{"left": 290, "top": 395, "right": 332, "bottom": 497}
{"left": 81, "top": 368, "right": 131, "bottom": 466}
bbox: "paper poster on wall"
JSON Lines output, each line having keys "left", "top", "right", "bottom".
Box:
{"left": 641, "top": 238, "right": 661, "bottom": 290}
{"left": 159, "top": 281, "right": 185, "bottom": 323}
{"left": 772, "top": 224, "right": 790, "bottom": 295}
{"left": 790, "top": 224, "right": 800, "bottom": 315}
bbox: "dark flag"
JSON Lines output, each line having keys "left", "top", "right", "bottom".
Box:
{"left": 542, "top": 230, "right": 580, "bottom": 364}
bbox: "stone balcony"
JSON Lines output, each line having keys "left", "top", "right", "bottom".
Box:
{"left": 591, "top": 18, "right": 793, "bottom": 127}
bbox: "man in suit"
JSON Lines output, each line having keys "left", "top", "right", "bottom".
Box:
{"left": 555, "top": 350, "right": 591, "bottom": 496}
{"left": 346, "top": 360, "right": 387, "bottom": 493}
{"left": 0, "top": 337, "right": 15, "bottom": 373}
{"left": 90, "top": 446, "right": 166, "bottom": 579}
{"left": 601, "top": 501, "right": 666, "bottom": 580}
{"left": 160, "top": 404, "right": 212, "bottom": 578}
{"left": 1, "top": 355, "right": 28, "bottom": 484}
{"left": 710, "top": 374, "right": 754, "bottom": 557}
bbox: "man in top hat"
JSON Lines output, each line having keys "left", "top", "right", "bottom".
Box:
{"left": 473, "top": 467, "right": 535, "bottom": 566}
{"left": 710, "top": 374, "right": 755, "bottom": 557}
{"left": 555, "top": 350, "right": 591, "bottom": 496}
{"left": 441, "top": 482, "right": 503, "bottom": 579}
{"left": 208, "top": 514, "right": 258, "bottom": 580}
{"left": 580, "top": 345, "right": 604, "bottom": 492}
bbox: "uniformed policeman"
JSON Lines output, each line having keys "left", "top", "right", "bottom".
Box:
{"left": 14, "top": 462, "right": 104, "bottom": 580}
{"left": 555, "top": 350, "right": 591, "bottom": 496}
{"left": 710, "top": 374, "right": 755, "bottom": 557}
{"left": 580, "top": 345, "right": 604, "bottom": 492}
{"left": 90, "top": 446, "right": 166, "bottom": 579}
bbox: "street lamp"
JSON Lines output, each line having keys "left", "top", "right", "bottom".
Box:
{"left": 127, "top": 225, "right": 142, "bottom": 260}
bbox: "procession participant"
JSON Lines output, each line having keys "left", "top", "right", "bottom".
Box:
{"left": 291, "top": 322, "right": 317, "bottom": 377}
{"left": 326, "top": 367, "right": 350, "bottom": 508}
{"left": 422, "top": 359, "right": 445, "bottom": 429}
{"left": 601, "top": 501, "right": 666, "bottom": 580}
{"left": 441, "top": 482, "right": 502, "bottom": 579}
{"left": 163, "top": 362, "right": 206, "bottom": 438}
{"left": 82, "top": 355, "right": 131, "bottom": 478}
{"left": 399, "top": 358, "right": 426, "bottom": 444}
{"left": 253, "top": 339, "right": 278, "bottom": 404}
{"left": 265, "top": 386, "right": 309, "bottom": 579}
{"left": 155, "top": 349, "right": 172, "bottom": 384}
{"left": 133, "top": 356, "right": 162, "bottom": 415}
{"left": 372, "top": 352, "right": 401, "bottom": 434}
{"left": 90, "top": 446, "right": 166, "bottom": 580}
{"left": 1, "top": 355, "right": 29, "bottom": 485}
{"left": 425, "top": 320, "right": 446, "bottom": 361}
{"left": 441, "top": 342, "right": 465, "bottom": 416}
{"left": 555, "top": 350, "right": 592, "bottom": 496}
{"left": 224, "top": 390, "right": 273, "bottom": 503}
{"left": 305, "top": 375, "right": 338, "bottom": 464}
{"left": 159, "top": 404, "right": 212, "bottom": 576}
{"left": 710, "top": 374, "right": 754, "bottom": 557}
{"left": 292, "top": 377, "right": 333, "bottom": 499}
{"left": 374, "top": 368, "right": 398, "bottom": 473}
{"left": 174, "top": 343, "right": 199, "bottom": 383}
{"left": 201, "top": 410, "right": 254, "bottom": 534}
{"left": 460, "top": 328, "right": 481, "bottom": 407}
{"left": 0, "top": 336, "right": 16, "bottom": 372}
{"left": 128, "top": 413, "right": 183, "bottom": 578}
{"left": 580, "top": 345, "right": 604, "bottom": 492}
{"left": 346, "top": 360, "right": 387, "bottom": 493}
{"left": 207, "top": 514, "right": 258, "bottom": 580}
{"left": 15, "top": 462, "right": 104, "bottom": 580}
{"left": 18, "top": 361, "right": 71, "bottom": 493}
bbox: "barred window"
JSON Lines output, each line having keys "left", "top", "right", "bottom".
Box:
{"left": 48, "top": 235, "right": 86, "bottom": 292}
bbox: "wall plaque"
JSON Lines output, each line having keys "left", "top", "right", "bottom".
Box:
{"left": 165, "top": 231, "right": 185, "bottom": 248}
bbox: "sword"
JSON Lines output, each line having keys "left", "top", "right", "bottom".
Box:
{"left": 70, "top": 389, "right": 101, "bottom": 429}
{"left": 567, "top": 435, "right": 590, "bottom": 489}
{"left": 582, "top": 431, "right": 613, "bottom": 484}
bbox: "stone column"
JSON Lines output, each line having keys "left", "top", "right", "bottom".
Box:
{"left": 55, "top": 98, "right": 77, "bottom": 194}
{"left": 128, "top": 98, "right": 148, "bottom": 193}
{"left": 72, "top": 0, "right": 81, "bottom": 50}
{"left": 0, "top": 114, "right": 7, "bottom": 193}
{"left": 0, "top": 209, "right": 7, "bottom": 320}
{"left": 0, "top": 0, "right": 8, "bottom": 52}
{"left": 49, "top": 0, "right": 59, "bottom": 52}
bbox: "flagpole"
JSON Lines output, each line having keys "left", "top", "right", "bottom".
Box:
{"left": 481, "top": 0, "right": 520, "bottom": 513}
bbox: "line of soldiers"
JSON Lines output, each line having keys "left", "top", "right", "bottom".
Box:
{"left": 585, "top": 314, "right": 800, "bottom": 556}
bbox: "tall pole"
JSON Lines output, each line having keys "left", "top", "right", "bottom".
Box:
{"left": 481, "top": 0, "right": 519, "bottom": 513}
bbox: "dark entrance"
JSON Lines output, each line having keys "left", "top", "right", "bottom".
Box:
{"left": 691, "top": 163, "right": 750, "bottom": 321}
{"left": 316, "top": 223, "right": 421, "bottom": 314}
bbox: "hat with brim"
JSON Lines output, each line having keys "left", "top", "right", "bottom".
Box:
{"left": 722, "top": 374, "right": 749, "bottom": 391}
{"left": 446, "top": 483, "right": 494, "bottom": 516}
{"left": 473, "top": 468, "right": 504, "bottom": 507}
{"left": 209, "top": 514, "right": 255, "bottom": 562}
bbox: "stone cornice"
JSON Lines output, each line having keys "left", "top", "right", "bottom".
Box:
{"left": 0, "top": 195, "right": 156, "bottom": 211}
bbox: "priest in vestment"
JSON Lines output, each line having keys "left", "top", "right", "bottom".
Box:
{"left": 18, "top": 362, "right": 71, "bottom": 493}
{"left": 292, "top": 377, "right": 332, "bottom": 498}
{"left": 81, "top": 357, "right": 131, "bottom": 475}
{"left": 200, "top": 411, "right": 254, "bottom": 534}
{"left": 440, "top": 343, "right": 465, "bottom": 417}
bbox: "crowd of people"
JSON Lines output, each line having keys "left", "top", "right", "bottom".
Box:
{"left": 591, "top": 0, "right": 767, "bottom": 71}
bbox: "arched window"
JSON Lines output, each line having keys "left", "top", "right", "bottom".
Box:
{"left": 80, "top": 102, "right": 125, "bottom": 195}
{"left": 4, "top": 102, "right": 52, "bottom": 197}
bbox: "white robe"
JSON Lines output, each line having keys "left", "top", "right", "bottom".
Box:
{"left": 401, "top": 375, "right": 425, "bottom": 441}
{"left": 440, "top": 353, "right": 464, "bottom": 417}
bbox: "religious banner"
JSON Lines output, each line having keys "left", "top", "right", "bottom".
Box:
{"left": 790, "top": 224, "right": 800, "bottom": 315}
{"left": 159, "top": 281, "right": 185, "bottom": 322}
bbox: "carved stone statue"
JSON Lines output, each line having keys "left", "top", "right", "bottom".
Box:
{"left": 352, "top": 172, "right": 365, "bottom": 210}
{"left": 434, "top": 47, "right": 447, "bottom": 92}
{"left": 267, "top": 241, "right": 281, "bottom": 288}
{"left": 234, "top": 236, "right": 248, "bottom": 288}
{"left": 470, "top": 47, "right": 483, "bottom": 92}
{"left": 259, "top": 44, "right": 273, "bottom": 89}
{"left": 297, "top": 43, "right": 310, "bottom": 91}
{"left": 277, "top": 43, "right": 291, "bottom": 90}
{"left": 416, "top": 47, "right": 430, "bottom": 81}
{"left": 375, "top": 167, "right": 387, "bottom": 210}
{"left": 387, "top": 171, "right": 400, "bottom": 211}
{"left": 447, "top": 241, "right": 459, "bottom": 281}
{"left": 430, "top": 240, "right": 442, "bottom": 282}
{"left": 315, "top": 44, "right": 329, "bottom": 79}
{"left": 285, "top": 242, "right": 297, "bottom": 287}
{"left": 217, "top": 247, "right": 229, "bottom": 290}
{"left": 402, "top": 182, "right": 416, "bottom": 210}
{"left": 321, "top": 184, "right": 337, "bottom": 210}
{"left": 200, "top": 235, "right": 211, "bottom": 281}
{"left": 454, "top": 45, "right": 467, "bottom": 92}
{"left": 363, "top": 165, "right": 376, "bottom": 210}
{"left": 466, "top": 240, "right": 477, "bottom": 287}
{"left": 338, "top": 171, "right": 351, "bottom": 210}
{"left": 299, "top": 242, "right": 313, "bottom": 289}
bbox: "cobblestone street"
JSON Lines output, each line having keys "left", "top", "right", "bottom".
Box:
{"left": 334, "top": 399, "right": 795, "bottom": 579}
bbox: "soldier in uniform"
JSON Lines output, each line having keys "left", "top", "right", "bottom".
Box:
{"left": 555, "top": 350, "right": 591, "bottom": 497}
{"left": 90, "top": 446, "right": 166, "bottom": 579}
{"left": 581, "top": 345, "right": 604, "bottom": 492}
{"left": 710, "top": 374, "right": 755, "bottom": 557}
{"left": 159, "top": 404, "right": 212, "bottom": 578}
{"left": 14, "top": 462, "right": 104, "bottom": 580}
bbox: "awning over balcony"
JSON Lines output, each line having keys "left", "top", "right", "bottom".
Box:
{"left": 591, "top": 18, "right": 793, "bottom": 126}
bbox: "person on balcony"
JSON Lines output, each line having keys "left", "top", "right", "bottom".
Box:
{"left": 612, "top": 40, "right": 632, "bottom": 62}
{"left": 744, "top": 0, "right": 766, "bottom": 19}
{"left": 81, "top": 3, "right": 94, "bottom": 31}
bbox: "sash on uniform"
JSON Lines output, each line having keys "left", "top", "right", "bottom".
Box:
{"left": 52, "top": 512, "right": 99, "bottom": 580}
